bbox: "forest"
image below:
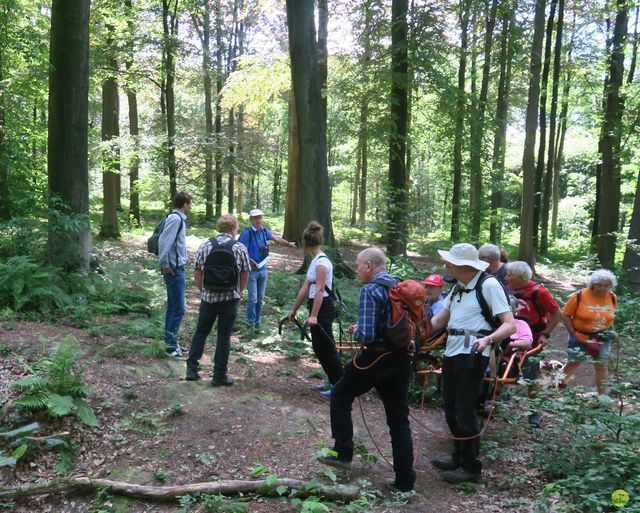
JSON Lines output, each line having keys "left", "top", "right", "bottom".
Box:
{"left": 0, "top": 0, "right": 640, "bottom": 512}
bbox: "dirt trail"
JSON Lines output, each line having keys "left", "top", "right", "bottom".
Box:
{"left": 0, "top": 240, "right": 602, "bottom": 512}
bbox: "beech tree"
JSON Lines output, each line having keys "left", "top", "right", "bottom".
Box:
{"left": 283, "top": 0, "right": 333, "bottom": 244}
{"left": 518, "top": 0, "right": 546, "bottom": 265}
{"left": 47, "top": 0, "right": 91, "bottom": 270}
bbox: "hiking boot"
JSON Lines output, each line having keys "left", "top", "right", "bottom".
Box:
{"left": 318, "top": 455, "right": 351, "bottom": 471}
{"left": 185, "top": 369, "right": 201, "bottom": 381}
{"left": 527, "top": 412, "right": 541, "bottom": 428}
{"left": 211, "top": 376, "right": 234, "bottom": 387}
{"left": 385, "top": 479, "right": 415, "bottom": 495}
{"left": 431, "top": 457, "right": 459, "bottom": 471}
{"left": 314, "top": 382, "right": 331, "bottom": 391}
{"left": 441, "top": 468, "right": 480, "bottom": 484}
{"left": 319, "top": 389, "right": 332, "bottom": 399}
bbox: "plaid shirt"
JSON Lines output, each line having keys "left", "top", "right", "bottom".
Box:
{"left": 354, "top": 271, "right": 396, "bottom": 345}
{"left": 194, "top": 234, "right": 250, "bottom": 303}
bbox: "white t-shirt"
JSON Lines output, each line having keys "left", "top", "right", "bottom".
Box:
{"left": 307, "top": 253, "right": 334, "bottom": 299}
{"left": 443, "top": 271, "right": 510, "bottom": 357}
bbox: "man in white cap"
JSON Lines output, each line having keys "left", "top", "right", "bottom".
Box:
{"left": 238, "top": 209, "right": 296, "bottom": 329}
{"left": 429, "top": 243, "right": 516, "bottom": 484}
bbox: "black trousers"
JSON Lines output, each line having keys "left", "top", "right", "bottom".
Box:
{"left": 441, "top": 353, "right": 489, "bottom": 474}
{"left": 307, "top": 297, "right": 343, "bottom": 384}
{"left": 330, "top": 349, "right": 416, "bottom": 490}
{"left": 187, "top": 299, "right": 238, "bottom": 379}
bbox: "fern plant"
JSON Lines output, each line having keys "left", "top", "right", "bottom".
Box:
{"left": 0, "top": 256, "right": 71, "bottom": 313}
{"left": 10, "top": 335, "right": 99, "bottom": 427}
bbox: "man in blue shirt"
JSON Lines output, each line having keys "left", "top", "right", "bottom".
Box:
{"left": 238, "top": 209, "right": 295, "bottom": 329}
{"left": 158, "top": 191, "right": 192, "bottom": 356}
{"left": 319, "top": 247, "right": 416, "bottom": 493}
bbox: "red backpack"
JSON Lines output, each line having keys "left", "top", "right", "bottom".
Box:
{"left": 373, "top": 278, "right": 432, "bottom": 350}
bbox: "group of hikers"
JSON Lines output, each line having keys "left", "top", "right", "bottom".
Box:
{"left": 155, "top": 192, "right": 619, "bottom": 492}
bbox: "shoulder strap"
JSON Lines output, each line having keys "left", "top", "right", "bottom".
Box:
{"left": 474, "top": 272, "right": 510, "bottom": 329}
{"left": 576, "top": 289, "right": 582, "bottom": 309}
{"left": 474, "top": 272, "right": 497, "bottom": 329}
{"left": 167, "top": 213, "right": 184, "bottom": 253}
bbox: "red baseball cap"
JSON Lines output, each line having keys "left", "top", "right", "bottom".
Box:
{"left": 422, "top": 274, "right": 445, "bottom": 287}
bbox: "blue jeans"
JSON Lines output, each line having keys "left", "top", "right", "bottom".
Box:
{"left": 187, "top": 299, "right": 238, "bottom": 379}
{"left": 246, "top": 266, "right": 268, "bottom": 327}
{"left": 163, "top": 267, "right": 186, "bottom": 349}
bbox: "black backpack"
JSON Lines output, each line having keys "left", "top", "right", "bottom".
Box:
{"left": 450, "top": 271, "right": 510, "bottom": 330}
{"left": 147, "top": 213, "right": 183, "bottom": 256}
{"left": 202, "top": 238, "right": 239, "bottom": 292}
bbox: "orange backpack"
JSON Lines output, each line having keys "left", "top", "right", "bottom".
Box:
{"left": 373, "top": 278, "right": 432, "bottom": 350}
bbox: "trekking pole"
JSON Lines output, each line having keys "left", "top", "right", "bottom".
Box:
{"left": 278, "top": 315, "right": 312, "bottom": 341}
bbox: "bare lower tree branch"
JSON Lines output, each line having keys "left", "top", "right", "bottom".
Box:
{"left": 0, "top": 476, "right": 361, "bottom": 502}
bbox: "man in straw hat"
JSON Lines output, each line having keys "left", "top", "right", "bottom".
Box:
{"left": 429, "top": 243, "right": 516, "bottom": 484}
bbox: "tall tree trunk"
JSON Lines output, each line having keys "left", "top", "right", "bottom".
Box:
{"left": 48, "top": 0, "right": 91, "bottom": 271}
{"left": 351, "top": 152, "right": 360, "bottom": 226}
{"left": 533, "top": 0, "right": 557, "bottom": 250}
{"left": 284, "top": 87, "right": 301, "bottom": 241}
{"left": 540, "top": 0, "right": 564, "bottom": 254}
{"left": 489, "top": 0, "right": 516, "bottom": 243}
{"left": 357, "top": 1, "right": 372, "bottom": 225}
{"left": 518, "top": 0, "right": 546, "bottom": 265}
{"left": 551, "top": 10, "right": 575, "bottom": 238}
{"left": 272, "top": 136, "right": 283, "bottom": 212}
{"left": 124, "top": 0, "right": 140, "bottom": 228}
{"left": 597, "top": 0, "right": 628, "bottom": 270}
{"left": 592, "top": 4, "right": 613, "bottom": 249}
{"left": 191, "top": 3, "right": 215, "bottom": 219}
{"left": 318, "top": 0, "right": 328, "bottom": 122}
{"left": 387, "top": 0, "right": 409, "bottom": 256}
{"left": 214, "top": 0, "right": 223, "bottom": 217}
{"left": 228, "top": 107, "right": 235, "bottom": 213}
{"left": 469, "top": 0, "right": 498, "bottom": 241}
{"left": 284, "top": 0, "right": 334, "bottom": 244}
{"left": 450, "top": 0, "right": 470, "bottom": 242}
{"left": 100, "top": 55, "right": 121, "bottom": 239}
{"left": 0, "top": 3, "right": 8, "bottom": 221}
{"left": 623, "top": 170, "right": 640, "bottom": 291}
{"left": 162, "top": 0, "right": 178, "bottom": 200}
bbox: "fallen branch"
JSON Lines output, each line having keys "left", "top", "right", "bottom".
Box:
{"left": 0, "top": 476, "right": 360, "bottom": 502}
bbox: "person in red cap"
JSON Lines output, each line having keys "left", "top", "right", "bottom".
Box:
{"left": 422, "top": 274, "right": 446, "bottom": 318}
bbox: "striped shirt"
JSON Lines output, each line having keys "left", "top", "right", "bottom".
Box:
{"left": 194, "top": 234, "right": 250, "bottom": 303}
{"left": 354, "top": 272, "right": 397, "bottom": 345}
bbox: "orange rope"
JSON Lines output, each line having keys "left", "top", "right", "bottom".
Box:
{"left": 410, "top": 379, "right": 500, "bottom": 441}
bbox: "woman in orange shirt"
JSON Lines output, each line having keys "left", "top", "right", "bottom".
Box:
{"left": 560, "top": 269, "right": 618, "bottom": 394}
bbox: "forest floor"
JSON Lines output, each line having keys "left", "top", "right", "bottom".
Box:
{"left": 0, "top": 238, "right": 601, "bottom": 513}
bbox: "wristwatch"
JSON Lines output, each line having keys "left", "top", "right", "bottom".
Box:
{"left": 488, "top": 335, "right": 494, "bottom": 345}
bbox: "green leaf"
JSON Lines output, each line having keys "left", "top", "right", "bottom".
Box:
{"left": 265, "top": 474, "right": 278, "bottom": 486}
{"left": 251, "top": 463, "right": 266, "bottom": 477}
{"left": 11, "top": 444, "right": 28, "bottom": 461}
{"left": 322, "top": 469, "right": 337, "bottom": 483}
{"left": 276, "top": 485, "right": 288, "bottom": 496}
{"left": 45, "top": 393, "right": 74, "bottom": 417}
{"left": 74, "top": 399, "right": 99, "bottom": 427}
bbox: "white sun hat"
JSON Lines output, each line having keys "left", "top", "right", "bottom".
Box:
{"left": 437, "top": 243, "right": 489, "bottom": 271}
{"left": 249, "top": 208, "right": 264, "bottom": 217}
